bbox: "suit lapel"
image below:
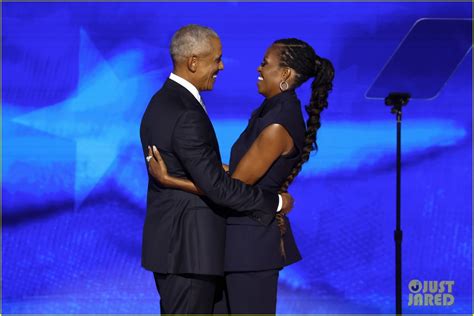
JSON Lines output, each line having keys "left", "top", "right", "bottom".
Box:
{"left": 165, "top": 79, "right": 222, "bottom": 163}
{"left": 165, "top": 79, "right": 207, "bottom": 115}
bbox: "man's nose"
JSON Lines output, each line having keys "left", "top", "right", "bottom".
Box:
{"left": 219, "top": 60, "right": 224, "bottom": 70}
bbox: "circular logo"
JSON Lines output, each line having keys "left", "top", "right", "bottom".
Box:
{"left": 408, "top": 279, "right": 422, "bottom": 293}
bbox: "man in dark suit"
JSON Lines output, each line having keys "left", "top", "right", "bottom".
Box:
{"left": 139, "top": 25, "right": 293, "bottom": 314}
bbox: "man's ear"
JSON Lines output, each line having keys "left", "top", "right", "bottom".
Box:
{"left": 187, "top": 56, "right": 198, "bottom": 73}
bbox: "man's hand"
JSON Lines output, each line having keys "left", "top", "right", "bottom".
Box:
{"left": 222, "top": 164, "right": 229, "bottom": 173}
{"left": 280, "top": 192, "right": 294, "bottom": 215}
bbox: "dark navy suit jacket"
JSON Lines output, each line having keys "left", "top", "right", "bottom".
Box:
{"left": 139, "top": 79, "right": 278, "bottom": 276}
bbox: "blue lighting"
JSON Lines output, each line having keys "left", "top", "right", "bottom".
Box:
{"left": 2, "top": 2, "right": 472, "bottom": 314}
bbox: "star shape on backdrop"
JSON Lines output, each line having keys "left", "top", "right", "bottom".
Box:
{"left": 12, "top": 28, "right": 468, "bottom": 210}
{"left": 14, "top": 28, "right": 167, "bottom": 209}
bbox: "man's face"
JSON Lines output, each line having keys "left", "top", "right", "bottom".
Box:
{"left": 194, "top": 37, "right": 224, "bottom": 91}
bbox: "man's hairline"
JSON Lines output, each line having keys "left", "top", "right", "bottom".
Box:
{"left": 172, "top": 34, "right": 220, "bottom": 63}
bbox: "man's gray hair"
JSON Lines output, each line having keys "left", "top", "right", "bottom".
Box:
{"left": 170, "top": 24, "right": 219, "bottom": 63}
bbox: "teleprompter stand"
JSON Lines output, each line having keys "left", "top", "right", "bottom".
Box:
{"left": 365, "top": 18, "right": 472, "bottom": 315}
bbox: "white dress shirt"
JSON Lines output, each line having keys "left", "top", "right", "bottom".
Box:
{"left": 169, "top": 73, "right": 206, "bottom": 113}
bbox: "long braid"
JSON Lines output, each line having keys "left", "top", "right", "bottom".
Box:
{"left": 273, "top": 38, "right": 335, "bottom": 257}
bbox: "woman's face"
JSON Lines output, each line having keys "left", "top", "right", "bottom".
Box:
{"left": 257, "top": 45, "right": 288, "bottom": 98}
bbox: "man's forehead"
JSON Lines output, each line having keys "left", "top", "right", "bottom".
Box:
{"left": 210, "top": 37, "right": 222, "bottom": 49}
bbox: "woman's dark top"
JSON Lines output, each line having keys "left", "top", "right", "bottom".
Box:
{"left": 224, "top": 90, "right": 306, "bottom": 272}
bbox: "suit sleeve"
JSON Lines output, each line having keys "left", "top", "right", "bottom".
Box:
{"left": 172, "top": 110, "right": 279, "bottom": 218}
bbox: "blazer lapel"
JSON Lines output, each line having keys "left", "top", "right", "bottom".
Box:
{"left": 166, "top": 79, "right": 222, "bottom": 163}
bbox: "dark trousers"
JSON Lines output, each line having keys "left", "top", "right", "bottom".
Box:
{"left": 214, "top": 269, "right": 280, "bottom": 315}
{"left": 153, "top": 273, "right": 218, "bottom": 314}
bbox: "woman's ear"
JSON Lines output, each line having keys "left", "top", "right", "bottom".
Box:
{"left": 282, "top": 67, "right": 292, "bottom": 82}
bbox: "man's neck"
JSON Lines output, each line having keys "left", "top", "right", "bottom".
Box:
{"left": 172, "top": 69, "right": 199, "bottom": 91}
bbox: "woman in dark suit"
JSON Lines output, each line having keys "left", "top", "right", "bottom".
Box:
{"left": 147, "top": 38, "right": 334, "bottom": 314}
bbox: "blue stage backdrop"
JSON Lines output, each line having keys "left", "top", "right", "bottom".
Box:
{"left": 2, "top": 2, "right": 472, "bottom": 314}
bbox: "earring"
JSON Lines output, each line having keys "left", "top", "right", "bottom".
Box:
{"left": 279, "top": 81, "right": 289, "bottom": 91}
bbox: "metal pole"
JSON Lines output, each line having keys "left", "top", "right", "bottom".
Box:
{"left": 395, "top": 106, "right": 403, "bottom": 315}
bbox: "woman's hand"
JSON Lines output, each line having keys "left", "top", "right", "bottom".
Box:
{"left": 280, "top": 192, "right": 294, "bottom": 215}
{"left": 147, "top": 145, "right": 170, "bottom": 185}
{"left": 146, "top": 146, "right": 203, "bottom": 195}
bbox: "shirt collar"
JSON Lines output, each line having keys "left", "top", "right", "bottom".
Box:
{"left": 169, "top": 73, "right": 206, "bottom": 112}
